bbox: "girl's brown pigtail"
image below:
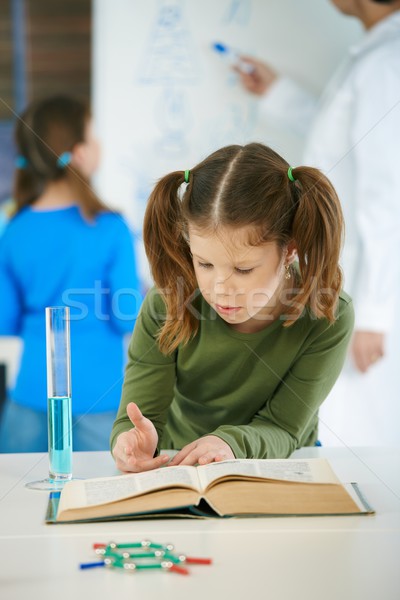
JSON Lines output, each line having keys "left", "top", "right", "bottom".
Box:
{"left": 13, "top": 166, "right": 42, "bottom": 210}
{"left": 143, "top": 172, "right": 197, "bottom": 354}
{"left": 288, "top": 166, "right": 344, "bottom": 324}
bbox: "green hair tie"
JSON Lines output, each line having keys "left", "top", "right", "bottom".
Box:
{"left": 184, "top": 169, "right": 190, "bottom": 183}
{"left": 287, "top": 166, "right": 296, "bottom": 182}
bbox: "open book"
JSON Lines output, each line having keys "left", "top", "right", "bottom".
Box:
{"left": 45, "top": 458, "right": 374, "bottom": 523}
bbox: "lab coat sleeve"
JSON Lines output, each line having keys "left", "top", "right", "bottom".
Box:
{"left": 259, "top": 76, "right": 319, "bottom": 138}
{"left": 350, "top": 58, "right": 400, "bottom": 332}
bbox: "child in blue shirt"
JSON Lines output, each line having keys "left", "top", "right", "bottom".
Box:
{"left": 0, "top": 95, "right": 142, "bottom": 452}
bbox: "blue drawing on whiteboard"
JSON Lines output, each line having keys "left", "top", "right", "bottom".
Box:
{"left": 136, "top": 1, "right": 198, "bottom": 155}
{"left": 154, "top": 87, "right": 191, "bottom": 155}
{"left": 222, "top": 0, "right": 252, "bottom": 26}
{"left": 137, "top": 0, "right": 199, "bottom": 85}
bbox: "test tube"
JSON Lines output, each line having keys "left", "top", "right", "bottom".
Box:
{"left": 46, "top": 306, "right": 73, "bottom": 481}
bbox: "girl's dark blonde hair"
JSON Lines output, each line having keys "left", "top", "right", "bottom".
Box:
{"left": 13, "top": 95, "right": 108, "bottom": 219}
{"left": 143, "top": 143, "right": 344, "bottom": 354}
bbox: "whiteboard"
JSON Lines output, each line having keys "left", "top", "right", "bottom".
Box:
{"left": 92, "top": 0, "right": 362, "bottom": 285}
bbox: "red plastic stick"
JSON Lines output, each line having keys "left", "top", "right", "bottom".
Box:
{"left": 170, "top": 564, "right": 190, "bottom": 575}
{"left": 185, "top": 557, "right": 213, "bottom": 565}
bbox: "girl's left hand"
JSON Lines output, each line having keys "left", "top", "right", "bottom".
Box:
{"left": 168, "top": 435, "right": 235, "bottom": 467}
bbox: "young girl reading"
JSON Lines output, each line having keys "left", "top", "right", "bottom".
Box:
{"left": 111, "top": 142, "right": 354, "bottom": 471}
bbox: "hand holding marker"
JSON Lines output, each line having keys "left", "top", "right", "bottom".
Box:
{"left": 213, "top": 43, "right": 277, "bottom": 96}
{"left": 212, "top": 42, "right": 255, "bottom": 74}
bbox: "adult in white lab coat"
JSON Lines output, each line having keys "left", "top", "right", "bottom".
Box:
{"left": 237, "top": 0, "right": 400, "bottom": 446}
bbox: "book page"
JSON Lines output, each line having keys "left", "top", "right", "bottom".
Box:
{"left": 58, "top": 465, "right": 200, "bottom": 511}
{"left": 197, "top": 459, "right": 340, "bottom": 491}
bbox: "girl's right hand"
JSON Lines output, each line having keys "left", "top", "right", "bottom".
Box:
{"left": 112, "top": 402, "right": 169, "bottom": 472}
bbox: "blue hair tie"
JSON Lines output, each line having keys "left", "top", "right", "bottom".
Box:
{"left": 57, "top": 152, "right": 72, "bottom": 168}
{"left": 15, "top": 155, "right": 28, "bottom": 169}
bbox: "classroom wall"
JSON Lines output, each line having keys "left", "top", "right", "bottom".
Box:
{"left": 92, "top": 0, "right": 362, "bottom": 285}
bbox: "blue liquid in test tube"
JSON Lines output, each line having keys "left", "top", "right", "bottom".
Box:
{"left": 48, "top": 396, "right": 72, "bottom": 477}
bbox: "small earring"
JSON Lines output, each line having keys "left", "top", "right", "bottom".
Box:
{"left": 285, "top": 264, "right": 291, "bottom": 280}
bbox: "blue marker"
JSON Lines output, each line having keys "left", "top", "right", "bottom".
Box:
{"left": 212, "top": 42, "right": 255, "bottom": 74}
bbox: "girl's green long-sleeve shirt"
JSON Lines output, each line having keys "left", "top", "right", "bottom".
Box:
{"left": 111, "top": 286, "right": 354, "bottom": 458}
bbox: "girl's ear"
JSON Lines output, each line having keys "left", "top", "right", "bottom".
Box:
{"left": 286, "top": 240, "right": 298, "bottom": 265}
{"left": 70, "top": 142, "right": 85, "bottom": 170}
{"left": 71, "top": 141, "right": 99, "bottom": 179}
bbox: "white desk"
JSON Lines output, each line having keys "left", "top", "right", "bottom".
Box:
{"left": 0, "top": 447, "right": 399, "bottom": 600}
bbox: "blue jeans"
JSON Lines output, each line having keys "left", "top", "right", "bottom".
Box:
{"left": 0, "top": 400, "right": 116, "bottom": 452}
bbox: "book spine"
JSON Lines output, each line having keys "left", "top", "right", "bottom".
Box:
{"left": 350, "top": 482, "right": 375, "bottom": 514}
